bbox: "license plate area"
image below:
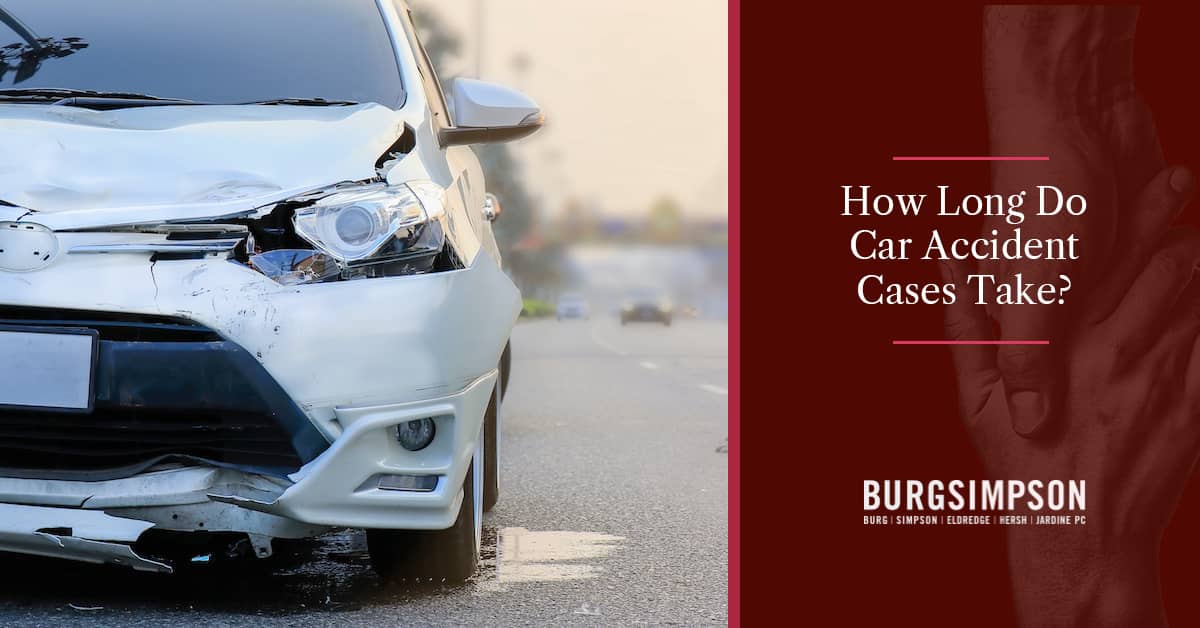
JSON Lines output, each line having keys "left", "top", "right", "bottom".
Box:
{"left": 0, "top": 326, "right": 98, "bottom": 412}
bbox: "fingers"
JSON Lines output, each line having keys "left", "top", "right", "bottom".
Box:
{"left": 994, "top": 315, "right": 1060, "bottom": 438}
{"left": 1089, "top": 166, "right": 1196, "bottom": 324}
{"left": 941, "top": 258, "right": 1058, "bottom": 438}
{"left": 981, "top": 152, "right": 1104, "bottom": 438}
{"left": 940, "top": 260, "right": 1000, "bottom": 419}
{"left": 1103, "top": 228, "right": 1200, "bottom": 358}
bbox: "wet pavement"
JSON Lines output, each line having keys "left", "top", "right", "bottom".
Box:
{"left": 0, "top": 318, "right": 729, "bottom": 626}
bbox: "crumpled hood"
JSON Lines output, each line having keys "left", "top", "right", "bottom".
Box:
{"left": 0, "top": 103, "right": 406, "bottom": 226}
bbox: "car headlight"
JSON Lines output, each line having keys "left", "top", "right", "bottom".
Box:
{"left": 292, "top": 181, "right": 446, "bottom": 265}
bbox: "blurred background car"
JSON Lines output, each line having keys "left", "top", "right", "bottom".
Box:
{"left": 621, "top": 290, "right": 673, "bottom": 326}
{"left": 556, "top": 292, "right": 590, "bottom": 320}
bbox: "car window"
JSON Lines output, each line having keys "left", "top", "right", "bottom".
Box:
{"left": 0, "top": 0, "right": 404, "bottom": 107}
{"left": 395, "top": 4, "right": 454, "bottom": 129}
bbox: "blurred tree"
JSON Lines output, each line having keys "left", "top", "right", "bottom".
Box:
{"left": 648, "top": 196, "right": 685, "bottom": 243}
{"left": 558, "top": 197, "right": 602, "bottom": 243}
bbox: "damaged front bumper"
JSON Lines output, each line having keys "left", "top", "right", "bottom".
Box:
{"left": 0, "top": 227, "right": 518, "bottom": 570}
{"left": 0, "top": 371, "right": 494, "bottom": 572}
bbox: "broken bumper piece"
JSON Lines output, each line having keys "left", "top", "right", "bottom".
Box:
{"left": 0, "top": 504, "right": 169, "bottom": 573}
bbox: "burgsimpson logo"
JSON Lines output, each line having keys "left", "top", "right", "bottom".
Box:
{"left": 863, "top": 480, "right": 1087, "bottom": 527}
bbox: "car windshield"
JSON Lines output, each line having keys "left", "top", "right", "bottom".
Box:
{"left": 0, "top": 0, "right": 405, "bottom": 107}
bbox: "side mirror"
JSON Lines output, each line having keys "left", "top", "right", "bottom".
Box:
{"left": 440, "top": 78, "right": 544, "bottom": 147}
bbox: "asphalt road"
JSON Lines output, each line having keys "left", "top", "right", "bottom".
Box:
{"left": 0, "top": 317, "right": 730, "bottom": 626}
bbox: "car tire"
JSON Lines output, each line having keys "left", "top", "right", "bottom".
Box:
{"left": 483, "top": 385, "right": 500, "bottom": 512}
{"left": 367, "top": 434, "right": 483, "bottom": 583}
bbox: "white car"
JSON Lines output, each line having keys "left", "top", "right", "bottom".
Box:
{"left": 0, "top": 0, "right": 538, "bottom": 581}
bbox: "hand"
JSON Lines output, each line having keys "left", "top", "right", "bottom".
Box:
{"left": 960, "top": 12, "right": 1200, "bottom": 624}
{"left": 943, "top": 173, "right": 1197, "bottom": 627}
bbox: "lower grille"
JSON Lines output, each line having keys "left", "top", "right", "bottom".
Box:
{"left": 0, "top": 307, "right": 325, "bottom": 479}
{"left": 0, "top": 408, "right": 302, "bottom": 472}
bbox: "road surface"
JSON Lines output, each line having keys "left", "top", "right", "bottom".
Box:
{"left": 0, "top": 317, "right": 730, "bottom": 626}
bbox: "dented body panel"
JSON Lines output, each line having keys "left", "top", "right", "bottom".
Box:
{"left": 0, "top": 103, "right": 407, "bottom": 224}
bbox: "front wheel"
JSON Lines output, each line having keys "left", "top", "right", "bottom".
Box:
{"left": 367, "top": 434, "right": 483, "bottom": 582}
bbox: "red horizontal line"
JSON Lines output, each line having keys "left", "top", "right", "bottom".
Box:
{"left": 893, "top": 340, "right": 1049, "bottom": 346}
{"left": 892, "top": 156, "right": 1049, "bottom": 162}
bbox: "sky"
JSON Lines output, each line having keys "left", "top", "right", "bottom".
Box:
{"left": 417, "top": 0, "right": 729, "bottom": 219}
